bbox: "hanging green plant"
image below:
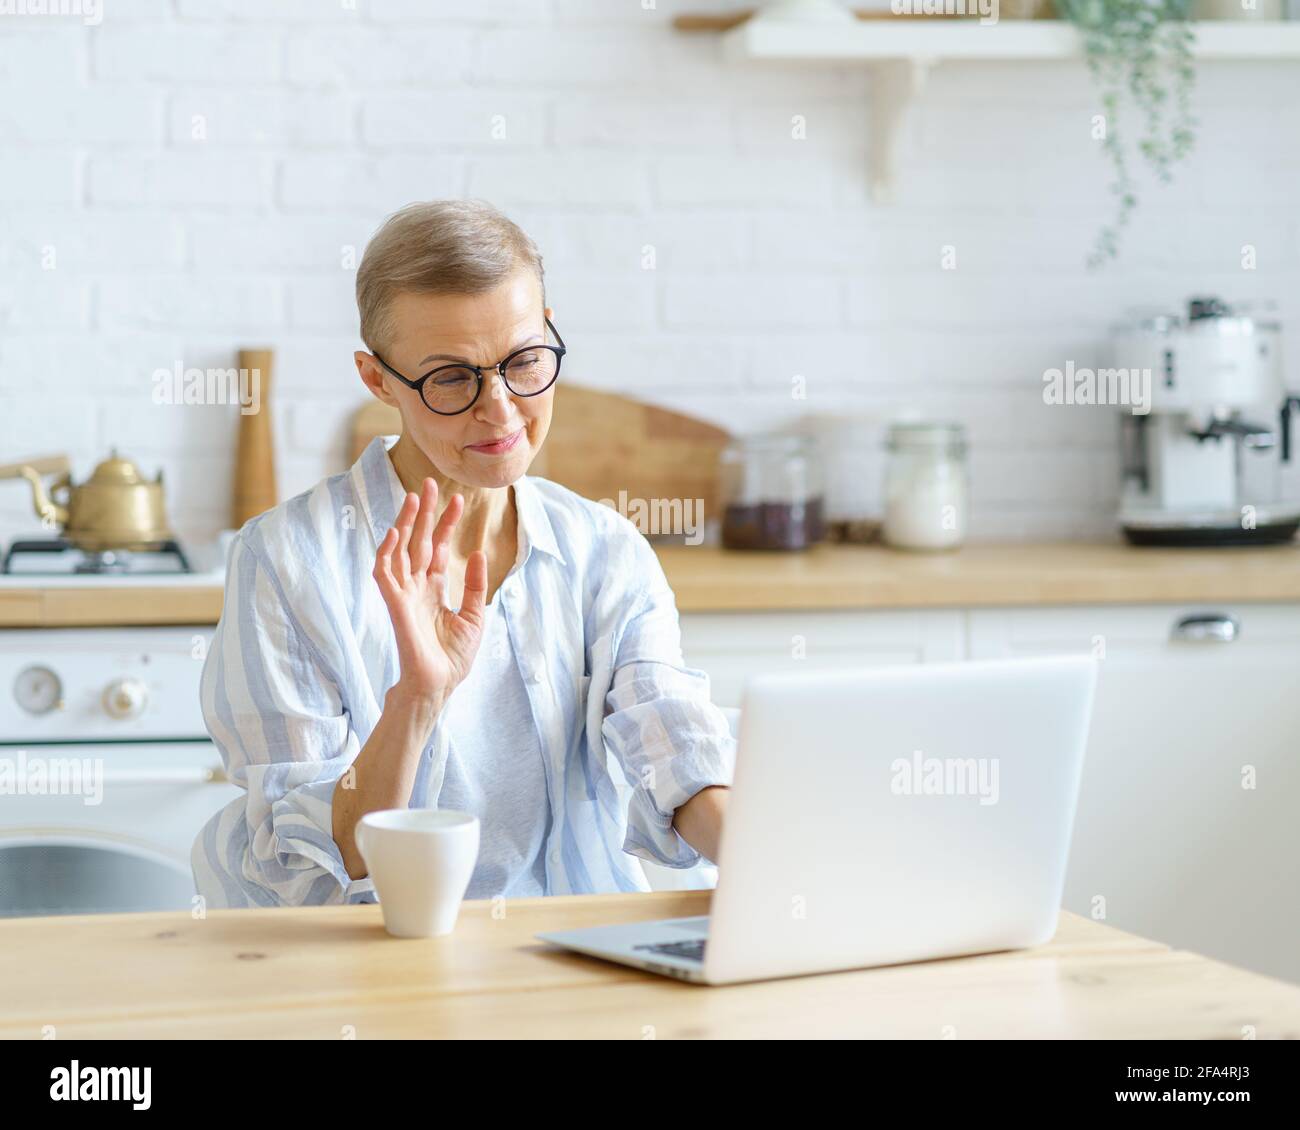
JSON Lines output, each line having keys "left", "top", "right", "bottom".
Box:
{"left": 1060, "top": 0, "right": 1197, "bottom": 268}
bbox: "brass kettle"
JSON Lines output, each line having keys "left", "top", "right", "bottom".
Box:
{"left": 2, "top": 451, "right": 175, "bottom": 553}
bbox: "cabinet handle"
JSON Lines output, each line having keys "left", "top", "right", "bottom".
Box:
{"left": 9, "top": 766, "right": 228, "bottom": 791}
{"left": 1171, "top": 614, "right": 1239, "bottom": 643}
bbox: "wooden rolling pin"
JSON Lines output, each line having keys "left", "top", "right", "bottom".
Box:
{"left": 232, "top": 348, "right": 277, "bottom": 528}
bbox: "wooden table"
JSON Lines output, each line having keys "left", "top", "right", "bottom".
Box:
{"left": 2, "top": 891, "right": 1298, "bottom": 1039}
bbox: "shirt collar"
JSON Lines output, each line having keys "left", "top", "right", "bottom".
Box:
{"left": 351, "top": 434, "right": 565, "bottom": 567}
{"left": 512, "top": 473, "right": 566, "bottom": 566}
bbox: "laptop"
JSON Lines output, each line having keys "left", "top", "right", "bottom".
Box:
{"left": 537, "top": 655, "right": 1098, "bottom": 985}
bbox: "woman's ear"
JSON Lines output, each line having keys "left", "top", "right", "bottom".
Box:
{"left": 355, "top": 351, "right": 402, "bottom": 408}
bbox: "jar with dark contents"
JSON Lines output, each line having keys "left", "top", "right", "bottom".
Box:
{"left": 719, "top": 434, "right": 825, "bottom": 551}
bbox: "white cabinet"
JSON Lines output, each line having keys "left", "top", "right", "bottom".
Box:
{"left": 679, "top": 609, "right": 964, "bottom": 709}
{"left": 969, "top": 603, "right": 1300, "bottom": 986}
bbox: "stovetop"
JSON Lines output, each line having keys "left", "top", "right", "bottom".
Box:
{"left": 0, "top": 536, "right": 227, "bottom": 585}
{"left": 2, "top": 537, "right": 193, "bottom": 576}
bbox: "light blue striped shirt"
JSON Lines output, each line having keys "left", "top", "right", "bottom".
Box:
{"left": 192, "top": 435, "right": 736, "bottom": 908}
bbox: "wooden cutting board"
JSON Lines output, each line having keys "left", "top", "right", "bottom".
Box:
{"left": 348, "top": 386, "right": 730, "bottom": 517}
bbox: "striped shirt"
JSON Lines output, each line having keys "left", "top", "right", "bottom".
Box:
{"left": 191, "top": 435, "right": 735, "bottom": 907}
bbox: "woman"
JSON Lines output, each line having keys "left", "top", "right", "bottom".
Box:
{"left": 192, "top": 200, "right": 735, "bottom": 907}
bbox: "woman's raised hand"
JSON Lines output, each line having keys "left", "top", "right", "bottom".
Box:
{"left": 372, "top": 477, "right": 487, "bottom": 710}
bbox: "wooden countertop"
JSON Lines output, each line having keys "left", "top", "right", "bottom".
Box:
{"left": 3, "top": 542, "right": 1300, "bottom": 627}
{"left": 1, "top": 891, "right": 1297, "bottom": 1039}
{"left": 660, "top": 541, "right": 1300, "bottom": 611}
{"left": 0, "top": 582, "right": 224, "bottom": 628}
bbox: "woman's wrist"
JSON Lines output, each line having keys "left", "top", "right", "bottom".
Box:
{"left": 384, "top": 682, "right": 447, "bottom": 727}
{"left": 672, "top": 785, "right": 729, "bottom": 863}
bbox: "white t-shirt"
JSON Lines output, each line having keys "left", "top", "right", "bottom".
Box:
{"left": 435, "top": 552, "right": 551, "bottom": 899}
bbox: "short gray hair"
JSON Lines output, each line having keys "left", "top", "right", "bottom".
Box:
{"left": 356, "top": 199, "right": 546, "bottom": 352}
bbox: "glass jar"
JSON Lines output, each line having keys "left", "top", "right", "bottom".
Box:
{"left": 720, "top": 434, "right": 825, "bottom": 551}
{"left": 804, "top": 412, "right": 879, "bottom": 543}
{"left": 882, "top": 422, "right": 968, "bottom": 551}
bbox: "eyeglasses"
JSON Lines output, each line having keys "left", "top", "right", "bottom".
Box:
{"left": 370, "top": 316, "right": 566, "bottom": 416}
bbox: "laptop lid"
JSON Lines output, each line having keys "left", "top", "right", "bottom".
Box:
{"left": 702, "top": 655, "right": 1098, "bottom": 984}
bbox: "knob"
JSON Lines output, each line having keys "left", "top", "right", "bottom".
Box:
{"left": 102, "top": 677, "right": 149, "bottom": 720}
{"left": 14, "top": 665, "right": 63, "bottom": 716}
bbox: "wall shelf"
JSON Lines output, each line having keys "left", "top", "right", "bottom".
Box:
{"left": 703, "top": 17, "right": 1300, "bottom": 202}
{"left": 721, "top": 18, "right": 1300, "bottom": 62}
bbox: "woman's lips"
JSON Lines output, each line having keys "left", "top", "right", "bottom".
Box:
{"left": 466, "top": 427, "right": 524, "bottom": 455}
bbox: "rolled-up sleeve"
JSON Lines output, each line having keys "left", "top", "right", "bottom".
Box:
{"left": 599, "top": 538, "right": 736, "bottom": 870}
{"left": 195, "top": 532, "right": 373, "bottom": 907}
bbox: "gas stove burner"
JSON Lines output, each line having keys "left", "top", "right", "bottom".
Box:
{"left": 1, "top": 537, "right": 193, "bottom": 576}
{"left": 75, "top": 549, "right": 132, "bottom": 574}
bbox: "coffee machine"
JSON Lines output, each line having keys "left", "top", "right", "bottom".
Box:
{"left": 1111, "top": 296, "right": 1300, "bottom": 546}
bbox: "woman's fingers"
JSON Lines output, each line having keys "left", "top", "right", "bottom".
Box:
{"left": 408, "top": 477, "right": 438, "bottom": 575}
{"left": 375, "top": 527, "right": 422, "bottom": 648}
{"left": 391, "top": 491, "right": 419, "bottom": 585}
{"left": 428, "top": 492, "right": 464, "bottom": 577}
{"left": 372, "top": 526, "right": 398, "bottom": 599}
{"left": 457, "top": 549, "right": 488, "bottom": 630}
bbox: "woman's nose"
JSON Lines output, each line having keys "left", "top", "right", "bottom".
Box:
{"left": 476, "top": 374, "right": 520, "bottom": 422}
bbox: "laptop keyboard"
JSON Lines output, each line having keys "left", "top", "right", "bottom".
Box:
{"left": 633, "top": 938, "right": 706, "bottom": 963}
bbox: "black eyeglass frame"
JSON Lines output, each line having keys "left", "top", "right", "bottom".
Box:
{"left": 370, "top": 316, "right": 566, "bottom": 417}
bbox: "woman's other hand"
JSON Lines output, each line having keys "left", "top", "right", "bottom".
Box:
{"left": 373, "top": 477, "right": 487, "bottom": 711}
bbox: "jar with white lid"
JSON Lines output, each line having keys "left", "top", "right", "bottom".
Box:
{"left": 882, "top": 422, "right": 968, "bottom": 551}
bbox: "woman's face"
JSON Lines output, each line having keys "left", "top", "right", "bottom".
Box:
{"left": 355, "top": 268, "right": 554, "bottom": 490}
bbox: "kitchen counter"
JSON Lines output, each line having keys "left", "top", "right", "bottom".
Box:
{"left": 0, "top": 574, "right": 224, "bottom": 628}
{"left": 4, "top": 541, "right": 1299, "bottom": 627}
{"left": 658, "top": 541, "right": 1300, "bottom": 611}
{"left": 1, "top": 891, "right": 1297, "bottom": 1038}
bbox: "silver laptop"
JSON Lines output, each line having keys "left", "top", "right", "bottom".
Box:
{"left": 537, "top": 655, "right": 1098, "bottom": 985}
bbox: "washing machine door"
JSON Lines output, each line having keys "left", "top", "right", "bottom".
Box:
{"left": 0, "top": 740, "right": 239, "bottom": 918}
{"left": 0, "top": 834, "right": 199, "bottom": 918}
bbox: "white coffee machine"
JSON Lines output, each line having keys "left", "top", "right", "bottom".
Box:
{"left": 1111, "top": 296, "right": 1300, "bottom": 546}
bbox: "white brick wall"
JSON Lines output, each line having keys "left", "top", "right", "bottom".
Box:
{"left": 2, "top": 0, "right": 1299, "bottom": 548}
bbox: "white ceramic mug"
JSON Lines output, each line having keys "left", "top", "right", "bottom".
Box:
{"left": 355, "top": 809, "right": 480, "bottom": 938}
